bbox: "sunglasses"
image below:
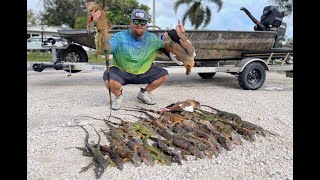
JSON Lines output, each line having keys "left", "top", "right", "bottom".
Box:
{"left": 132, "top": 19, "right": 147, "bottom": 26}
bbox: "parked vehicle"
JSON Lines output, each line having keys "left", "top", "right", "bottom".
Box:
{"left": 27, "top": 36, "right": 68, "bottom": 51}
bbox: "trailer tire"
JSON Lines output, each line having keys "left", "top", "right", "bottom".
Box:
{"left": 198, "top": 73, "right": 216, "bottom": 79}
{"left": 57, "top": 44, "right": 88, "bottom": 73}
{"left": 238, "top": 62, "right": 266, "bottom": 90}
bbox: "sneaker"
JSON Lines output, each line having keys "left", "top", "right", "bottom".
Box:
{"left": 112, "top": 95, "right": 123, "bottom": 110}
{"left": 137, "top": 89, "right": 156, "bottom": 105}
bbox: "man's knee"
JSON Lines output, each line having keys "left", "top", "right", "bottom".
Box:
{"left": 154, "top": 74, "right": 169, "bottom": 84}
{"left": 161, "top": 74, "right": 169, "bottom": 82}
{"left": 105, "top": 79, "right": 122, "bottom": 89}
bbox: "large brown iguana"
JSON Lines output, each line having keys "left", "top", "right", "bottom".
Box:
{"left": 163, "top": 20, "right": 196, "bottom": 75}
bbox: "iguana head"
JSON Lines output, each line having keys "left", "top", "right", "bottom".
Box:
{"left": 94, "top": 167, "right": 105, "bottom": 179}
{"left": 86, "top": 1, "right": 103, "bottom": 12}
{"left": 87, "top": 0, "right": 124, "bottom": 12}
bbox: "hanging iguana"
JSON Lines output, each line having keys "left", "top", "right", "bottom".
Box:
{"left": 85, "top": 0, "right": 124, "bottom": 119}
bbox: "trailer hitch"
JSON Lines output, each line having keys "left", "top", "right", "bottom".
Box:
{"left": 32, "top": 62, "right": 74, "bottom": 76}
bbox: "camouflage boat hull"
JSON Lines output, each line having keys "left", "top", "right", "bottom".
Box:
{"left": 58, "top": 29, "right": 277, "bottom": 60}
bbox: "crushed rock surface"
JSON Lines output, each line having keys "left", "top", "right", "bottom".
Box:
{"left": 27, "top": 69, "right": 293, "bottom": 180}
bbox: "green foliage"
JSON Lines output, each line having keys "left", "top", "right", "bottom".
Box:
{"left": 40, "top": 0, "right": 87, "bottom": 28}
{"left": 74, "top": 15, "right": 88, "bottom": 30}
{"left": 268, "top": 0, "right": 293, "bottom": 14}
{"left": 278, "top": 36, "right": 293, "bottom": 47}
{"left": 27, "top": 9, "right": 37, "bottom": 25}
{"left": 39, "top": 0, "right": 150, "bottom": 29}
{"left": 174, "top": 0, "right": 223, "bottom": 29}
{"left": 285, "top": 37, "right": 293, "bottom": 46}
{"left": 107, "top": 0, "right": 151, "bottom": 25}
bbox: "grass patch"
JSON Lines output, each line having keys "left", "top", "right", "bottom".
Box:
{"left": 88, "top": 53, "right": 107, "bottom": 63}
{"left": 27, "top": 51, "right": 107, "bottom": 63}
{"left": 27, "top": 51, "right": 52, "bottom": 62}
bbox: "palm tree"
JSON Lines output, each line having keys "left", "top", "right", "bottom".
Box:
{"left": 174, "top": 0, "right": 223, "bottom": 29}
{"left": 269, "top": 0, "right": 293, "bottom": 14}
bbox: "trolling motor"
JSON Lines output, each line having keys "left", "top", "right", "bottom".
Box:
{"left": 240, "top": 6, "right": 289, "bottom": 48}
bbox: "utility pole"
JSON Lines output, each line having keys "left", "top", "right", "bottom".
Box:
{"left": 153, "top": 0, "right": 155, "bottom": 29}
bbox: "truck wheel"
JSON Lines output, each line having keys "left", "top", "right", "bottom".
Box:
{"left": 238, "top": 62, "right": 266, "bottom": 90}
{"left": 57, "top": 44, "right": 88, "bottom": 73}
{"left": 198, "top": 73, "right": 216, "bottom": 79}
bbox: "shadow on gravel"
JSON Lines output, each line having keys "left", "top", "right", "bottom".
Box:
{"left": 165, "top": 73, "right": 241, "bottom": 89}
{"left": 28, "top": 71, "right": 241, "bottom": 89}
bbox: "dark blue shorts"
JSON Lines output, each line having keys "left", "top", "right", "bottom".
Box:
{"left": 103, "top": 65, "right": 168, "bottom": 85}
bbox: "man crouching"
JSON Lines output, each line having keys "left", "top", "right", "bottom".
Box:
{"left": 94, "top": 9, "right": 189, "bottom": 110}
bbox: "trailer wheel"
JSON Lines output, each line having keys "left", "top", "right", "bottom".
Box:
{"left": 57, "top": 44, "right": 88, "bottom": 73}
{"left": 198, "top": 73, "right": 216, "bottom": 79}
{"left": 238, "top": 62, "right": 266, "bottom": 90}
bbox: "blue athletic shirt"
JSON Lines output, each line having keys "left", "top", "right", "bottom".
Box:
{"left": 109, "top": 29, "right": 164, "bottom": 75}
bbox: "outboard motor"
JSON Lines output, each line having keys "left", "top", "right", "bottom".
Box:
{"left": 260, "top": 5, "right": 285, "bottom": 29}
{"left": 240, "top": 6, "right": 289, "bottom": 48}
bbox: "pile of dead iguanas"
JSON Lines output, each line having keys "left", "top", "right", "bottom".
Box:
{"left": 67, "top": 99, "right": 273, "bottom": 179}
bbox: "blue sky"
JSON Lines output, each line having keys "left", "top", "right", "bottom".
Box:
{"left": 27, "top": 0, "right": 293, "bottom": 38}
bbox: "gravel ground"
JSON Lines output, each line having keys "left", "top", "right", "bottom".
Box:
{"left": 27, "top": 68, "right": 293, "bottom": 180}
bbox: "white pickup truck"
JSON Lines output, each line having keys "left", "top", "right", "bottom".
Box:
{"left": 27, "top": 36, "right": 68, "bottom": 51}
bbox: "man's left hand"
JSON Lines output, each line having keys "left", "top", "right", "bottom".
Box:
{"left": 176, "top": 20, "right": 186, "bottom": 33}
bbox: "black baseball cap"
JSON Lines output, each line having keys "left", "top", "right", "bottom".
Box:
{"left": 130, "top": 9, "right": 148, "bottom": 21}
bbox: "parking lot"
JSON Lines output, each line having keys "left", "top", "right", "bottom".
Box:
{"left": 27, "top": 69, "right": 293, "bottom": 179}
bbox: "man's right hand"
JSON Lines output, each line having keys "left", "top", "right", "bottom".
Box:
{"left": 92, "top": 10, "right": 102, "bottom": 22}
